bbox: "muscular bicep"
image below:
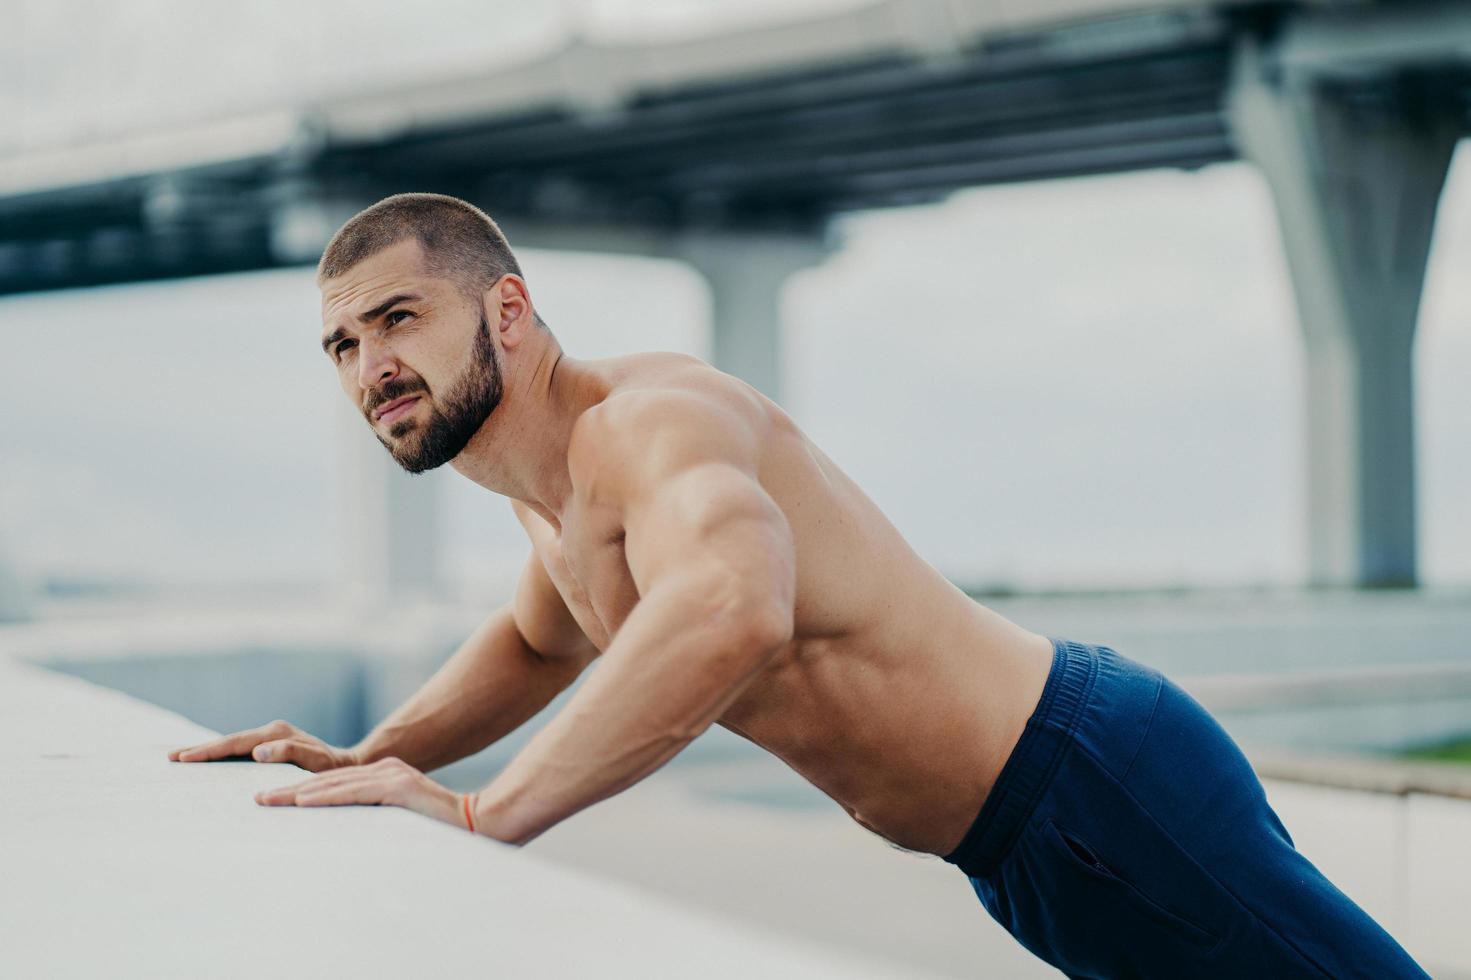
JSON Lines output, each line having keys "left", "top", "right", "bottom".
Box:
{"left": 511, "top": 549, "right": 599, "bottom": 666}
{"left": 572, "top": 386, "right": 796, "bottom": 642}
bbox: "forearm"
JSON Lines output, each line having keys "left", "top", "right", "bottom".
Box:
{"left": 474, "top": 579, "right": 785, "bottom": 844}
{"left": 352, "top": 604, "right": 585, "bottom": 773}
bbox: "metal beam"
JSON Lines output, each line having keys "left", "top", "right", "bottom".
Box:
{"left": 1275, "top": 2, "right": 1471, "bottom": 81}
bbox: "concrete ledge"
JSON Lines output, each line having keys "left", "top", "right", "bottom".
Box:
{"left": 0, "top": 655, "right": 932, "bottom": 979}
{"left": 1187, "top": 662, "right": 1471, "bottom": 714}
{"left": 1251, "top": 747, "right": 1471, "bottom": 801}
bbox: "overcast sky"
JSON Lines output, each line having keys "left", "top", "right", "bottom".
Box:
{"left": 4, "top": 0, "right": 872, "bottom": 157}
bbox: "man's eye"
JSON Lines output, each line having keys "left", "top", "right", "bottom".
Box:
{"left": 387, "top": 311, "right": 412, "bottom": 326}
{"left": 335, "top": 340, "right": 357, "bottom": 361}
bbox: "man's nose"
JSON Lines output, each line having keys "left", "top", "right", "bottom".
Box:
{"left": 357, "top": 337, "right": 398, "bottom": 392}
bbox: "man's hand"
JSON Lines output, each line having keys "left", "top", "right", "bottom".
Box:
{"left": 253, "top": 757, "right": 479, "bottom": 836}
{"left": 168, "top": 719, "right": 360, "bottom": 772}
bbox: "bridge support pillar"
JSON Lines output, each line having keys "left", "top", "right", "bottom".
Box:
{"left": 0, "top": 536, "right": 31, "bottom": 623}
{"left": 674, "top": 232, "right": 830, "bottom": 405}
{"left": 1229, "top": 44, "right": 1460, "bottom": 587}
{"left": 334, "top": 400, "right": 443, "bottom": 612}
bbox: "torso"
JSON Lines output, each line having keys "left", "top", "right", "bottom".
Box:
{"left": 511, "top": 352, "right": 1055, "bottom": 856}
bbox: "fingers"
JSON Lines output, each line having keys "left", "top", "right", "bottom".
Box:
{"left": 250, "top": 738, "right": 336, "bottom": 772}
{"left": 256, "top": 766, "right": 379, "bottom": 807}
{"left": 253, "top": 759, "right": 461, "bottom": 827}
{"left": 169, "top": 720, "right": 296, "bottom": 763}
{"left": 293, "top": 779, "right": 389, "bottom": 808}
{"left": 255, "top": 758, "right": 424, "bottom": 808}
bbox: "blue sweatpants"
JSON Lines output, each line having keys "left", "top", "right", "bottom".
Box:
{"left": 943, "top": 637, "right": 1429, "bottom": 978}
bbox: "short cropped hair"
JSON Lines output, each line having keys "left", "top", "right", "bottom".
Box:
{"left": 316, "top": 192, "right": 525, "bottom": 304}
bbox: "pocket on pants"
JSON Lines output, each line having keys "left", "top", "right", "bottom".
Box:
{"left": 1044, "top": 818, "right": 1221, "bottom": 953}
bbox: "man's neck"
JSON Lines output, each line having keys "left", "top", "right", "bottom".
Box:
{"left": 449, "top": 345, "right": 597, "bottom": 529}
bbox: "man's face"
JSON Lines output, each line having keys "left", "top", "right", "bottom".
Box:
{"left": 319, "top": 239, "right": 503, "bottom": 473}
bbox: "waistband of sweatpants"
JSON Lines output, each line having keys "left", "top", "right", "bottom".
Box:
{"left": 942, "top": 636, "right": 1098, "bottom": 879}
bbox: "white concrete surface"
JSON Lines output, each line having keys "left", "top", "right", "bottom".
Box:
{"left": 0, "top": 655, "right": 943, "bottom": 980}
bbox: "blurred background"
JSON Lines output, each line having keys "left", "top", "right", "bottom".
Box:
{"left": 3, "top": 1, "right": 1470, "bottom": 976}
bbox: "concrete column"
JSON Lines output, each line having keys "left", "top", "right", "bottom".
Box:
{"left": 334, "top": 399, "right": 443, "bottom": 611}
{"left": 673, "top": 232, "right": 830, "bottom": 405}
{"left": 0, "top": 536, "right": 31, "bottom": 623}
{"left": 1228, "top": 43, "right": 1460, "bottom": 587}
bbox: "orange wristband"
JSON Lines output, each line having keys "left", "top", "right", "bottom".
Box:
{"left": 462, "top": 792, "right": 478, "bottom": 835}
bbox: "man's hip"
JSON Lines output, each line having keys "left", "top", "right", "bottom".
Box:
{"left": 944, "top": 636, "right": 1428, "bottom": 979}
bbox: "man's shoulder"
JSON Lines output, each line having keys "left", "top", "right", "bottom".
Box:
{"left": 568, "top": 359, "right": 770, "bottom": 497}
{"left": 575, "top": 355, "right": 769, "bottom": 447}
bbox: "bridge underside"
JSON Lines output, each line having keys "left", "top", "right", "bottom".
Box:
{"left": 0, "top": 14, "right": 1244, "bottom": 296}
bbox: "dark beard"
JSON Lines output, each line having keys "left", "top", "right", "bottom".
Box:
{"left": 372, "top": 313, "right": 502, "bottom": 474}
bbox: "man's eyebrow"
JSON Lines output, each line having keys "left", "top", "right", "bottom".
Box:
{"left": 320, "top": 293, "right": 425, "bottom": 355}
{"left": 358, "top": 292, "right": 424, "bottom": 323}
{"left": 321, "top": 327, "right": 348, "bottom": 355}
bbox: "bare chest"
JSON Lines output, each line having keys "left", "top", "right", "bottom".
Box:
{"left": 523, "top": 505, "right": 640, "bottom": 652}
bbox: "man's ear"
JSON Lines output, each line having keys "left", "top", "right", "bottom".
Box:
{"left": 488, "top": 274, "right": 536, "bottom": 350}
